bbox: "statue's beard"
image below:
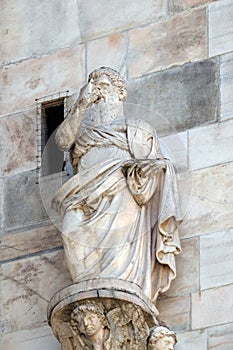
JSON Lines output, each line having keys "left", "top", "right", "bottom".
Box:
{"left": 84, "top": 96, "right": 124, "bottom": 127}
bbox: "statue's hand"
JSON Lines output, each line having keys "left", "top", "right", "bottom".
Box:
{"left": 122, "top": 159, "right": 166, "bottom": 178}
{"left": 139, "top": 159, "right": 166, "bottom": 177}
{"left": 78, "top": 82, "right": 99, "bottom": 108}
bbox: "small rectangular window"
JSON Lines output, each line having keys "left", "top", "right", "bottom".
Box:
{"left": 41, "top": 98, "right": 64, "bottom": 175}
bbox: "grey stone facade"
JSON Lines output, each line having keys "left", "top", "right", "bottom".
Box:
{"left": 1, "top": 1, "right": 233, "bottom": 349}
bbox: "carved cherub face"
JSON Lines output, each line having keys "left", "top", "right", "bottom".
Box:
{"left": 76, "top": 310, "right": 104, "bottom": 337}
{"left": 148, "top": 334, "right": 176, "bottom": 350}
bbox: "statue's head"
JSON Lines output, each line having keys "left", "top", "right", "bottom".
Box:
{"left": 88, "top": 66, "right": 127, "bottom": 102}
{"left": 147, "top": 326, "right": 177, "bottom": 350}
{"left": 70, "top": 301, "right": 107, "bottom": 338}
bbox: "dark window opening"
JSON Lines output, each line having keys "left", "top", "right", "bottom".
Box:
{"left": 41, "top": 99, "right": 64, "bottom": 175}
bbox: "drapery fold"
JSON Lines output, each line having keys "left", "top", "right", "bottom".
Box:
{"left": 52, "top": 119, "right": 182, "bottom": 302}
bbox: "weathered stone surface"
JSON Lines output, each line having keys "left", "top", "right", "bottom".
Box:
{"left": 165, "top": 237, "right": 199, "bottom": 297}
{"left": 0, "top": 325, "right": 60, "bottom": 350}
{"left": 192, "top": 284, "right": 233, "bottom": 329}
{"left": 49, "top": 281, "right": 157, "bottom": 350}
{"left": 128, "top": 8, "right": 207, "bottom": 77}
{"left": 0, "top": 110, "right": 37, "bottom": 176}
{"left": 0, "top": 250, "right": 71, "bottom": 333}
{"left": 176, "top": 330, "right": 208, "bottom": 350}
{"left": 127, "top": 59, "right": 219, "bottom": 136}
{"left": 1, "top": 0, "right": 81, "bottom": 64}
{"left": 87, "top": 33, "right": 128, "bottom": 77}
{"left": 4, "top": 170, "right": 48, "bottom": 229}
{"left": 180, "top": 162, "right": 233, "bottom": 238}
{"left": 157, "top": 295, "right": 190, "bottom": 332}
{"left": 160, "top": 132, "right": 188, "bottom": 172}
{"left": 200, "top": 228, "right": 233, "bottom": 290}
{"left": 208, "top": 322, "right": 233, "bottom": 350}
{"left": 78, "top": 0, "right": 167, "bottom": 41}
{"left": 189, "top": 119, "right": 233, "bottom": 170}
{"left": 39, "top": 173, "right": 65, "bottom": 228}
{"left": 209, "top": 0, "right": 233, "bottom": 57}
{"left": 1, "top": 45, "right": 85, "bottom": 116}
{"left": 65, "top": 92, "right": 79, "bottom": 113}
{"left": 220, "top": 52, "right": 233, "bottom": 121}
{"left": 0, "top": 179, "right": 4, "bottom": 230}
{"left": 48, "top": 278, "right": 158, "bottom": 323}
{"left": 169, "top": 0, "right": 214, "bottom": 13}
{"left": 0, "top": 225, "right": 62, "bottom": 262}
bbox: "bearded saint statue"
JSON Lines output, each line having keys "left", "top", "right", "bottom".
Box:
{"left": 52, "top": 67, "right": 182, "bottom": 303}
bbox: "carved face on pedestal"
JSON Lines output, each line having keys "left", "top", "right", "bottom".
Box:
{"left": 70, "top": 302, "right": 108, "bottom": 350}
{"left": 76, "top": 310, "right": 103, "bottom": 337}
{"left": 148, "top": 327, "right": 177, "bottom": 350}
{"left": 148, "top": 335, "right": 176, "bottom": 350}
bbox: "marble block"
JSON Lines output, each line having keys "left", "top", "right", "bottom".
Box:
{"left": 0, "top": 0, "right": 81, "bottom": 64}
{"left": 1, "top": 45, "right": 85, "bottom": 116}
{"left": 157, "top": 295, "right": 190, "bottom": 332}
{"left": 200, "top": 228, "right": 233, "bottom": 290}
{"left": 0, "top": 225, "right": 62, "bottom": 262}
{"left": 220, "top": 52, "right": 233, "bottom": 121}
{"left": 175, "top": 330, "right": 207, "bottom": 350}
{"left": 179, "top": 162, "right": 233, "bottom": 238}
{"left": 208, "top": 322, "right": 233, "bottom": 350}
{"left": 87, "top": 33, "right": 128, "bottom": 78}
{"left": 128, "top": 8, "right": 207, "bottom": 77}
{"left": 0, "top": 326, "right": 60, "bottom": 350}
{"left": 0, "top": 110, "right": 37, "bottom": 176}
{"left": 192, "top": 284, "right": 233, "bottom": 329}
{"left": 209, "top": 0, "right": 233, "bottom": 57}
{"left": 78, "top": 0, "right": 167, "bottom": 41}
{"left": 1, "top": 250, "right": 71, "bottom": 334}
{"left": 189, "top": 119, "right": 233, "bottom": 170}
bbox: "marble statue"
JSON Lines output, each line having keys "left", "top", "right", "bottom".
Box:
{"left": 52, "top": 66, "right": 182, "bottom": 303}
{"left": 147, "top": 327, "right": 177, "bottom": 350}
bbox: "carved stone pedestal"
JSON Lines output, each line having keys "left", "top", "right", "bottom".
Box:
{"left": 48, "top": 278, "right": 160, "bottom": 350}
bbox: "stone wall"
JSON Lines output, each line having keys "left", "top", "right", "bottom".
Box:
{"left": 1, "top": 1, "right": 233, "bottom": 349}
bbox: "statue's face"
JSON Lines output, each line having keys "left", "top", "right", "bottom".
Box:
{"left": 149, "top": 335, "right": 175, "bottom": 350}
{"left": 93, "top": 74, "right": 120, "bottom": 104}
{"left": 77, "top": 311, "right": 103, "bottom": 337}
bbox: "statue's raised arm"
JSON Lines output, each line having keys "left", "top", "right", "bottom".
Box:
{"left": 55, "top": 80, "right": 99, "bottom": 151}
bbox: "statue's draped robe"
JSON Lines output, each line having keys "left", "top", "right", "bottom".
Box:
{"left": 52, "top": 119, "right": 182, "bottom": 302}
